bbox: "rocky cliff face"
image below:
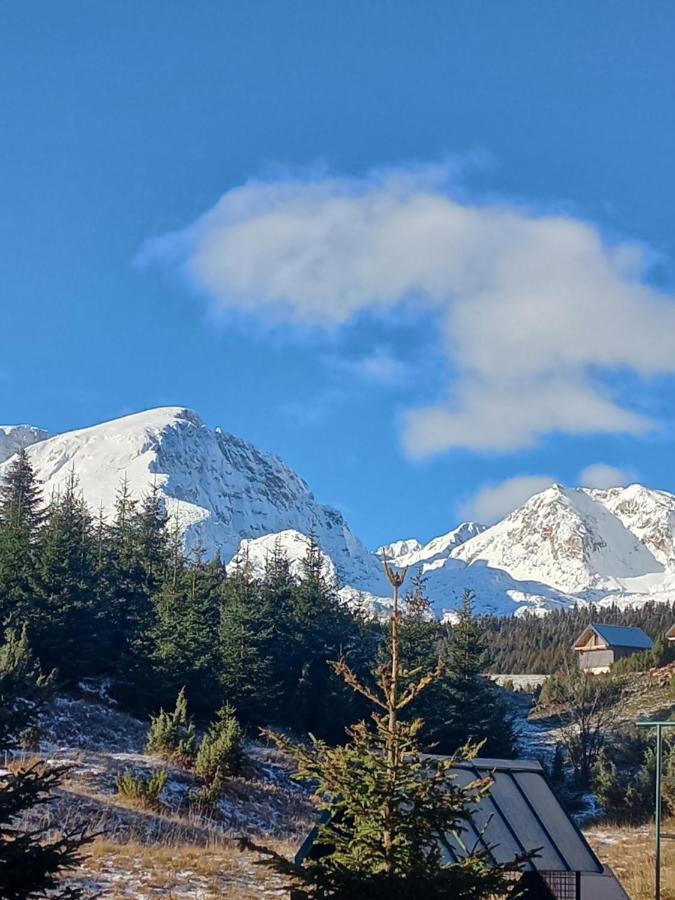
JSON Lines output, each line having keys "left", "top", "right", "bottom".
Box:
{"left": 0, "top": 424, "right": 49, "bottom": 464}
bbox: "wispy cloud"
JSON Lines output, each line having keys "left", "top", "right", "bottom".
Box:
{"left": 578, "top": 462, "right": 636, "bottom": 488}
{"left": 144, "top": 162, "right": 675, "bottom": 455}
{"left": 324, "top": 346, "right": 411, "bottom": 388}
{"left": 459, "top": 474, "right": 554, "bottom": 523}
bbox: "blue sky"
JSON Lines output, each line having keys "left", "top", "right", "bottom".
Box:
{"left": 2, "top": 1, "right": 675, "bottom": 547}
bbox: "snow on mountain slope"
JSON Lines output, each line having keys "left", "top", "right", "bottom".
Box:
{"left": 376, "top": 538, "right": 422, "bottom": 565}
{"left": 5, "top": 406, "right": 675, "bottom": 617}
{"left": 0, "top": 425, "right": 49, "bottom": 464}
{"left": 0, "top": 408, "right": 388, "bottom": 595}
{"left": 232, "top": 530, "right": 337, "bottom": 583}
{"left": 596, "top": 484, "right": 675, "bottom": 569}
{"left": 451, "top": 484, "right": 664, "bottom": 594}
{"left": 379, "top": 522, "right": 487, "bottom": 570}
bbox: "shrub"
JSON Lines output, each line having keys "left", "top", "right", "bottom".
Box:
{"left": 195, "top": 704, "right": 244, "bottom": 785}
{"left": 192, "top": 773, "right": 224, "bottom": 810}
{"left": 146, "top": 687, "right": 196, "bottom": 764}
{"left": 116, "top": 768, "right": 168, "bottom": 809}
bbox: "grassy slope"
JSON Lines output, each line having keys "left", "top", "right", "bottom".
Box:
{"left": 13, "top": 692, "right": 313, "bottom": 899}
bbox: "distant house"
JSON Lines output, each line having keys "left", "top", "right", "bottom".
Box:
{"left": 293, "top": 758, "right": 629, "bottom": 899}
{"left": 573, "top": 624, "right": 653, "bottom": 674}
{"left": 667, "top": 624, "right": 675, "bottom": 642}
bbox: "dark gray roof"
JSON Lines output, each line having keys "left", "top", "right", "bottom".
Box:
{"left": 296, "top": 757, "right": 603, "bottom": 875}
{"left": 574, "top": 624, "right": 653, "bottom": 651}
{"left": 440, "top": 759, "right": 602, "bottom": 873}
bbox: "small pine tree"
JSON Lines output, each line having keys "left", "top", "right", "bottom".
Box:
{"left": 0, "top": 625, "right": 54, "bottom": 748}
{"left": 0, "top": 763, "right": 92, "bottom": 899}
{"left": 0, "top": 449, "right": 42, "bottom": 627}
{"left": 432, "top": 591, "right": 517, "bottom": 758}
{"left": 116, "top": 768, "right": 168, "bottom": 810}
{"left": 194, "top": 704, "right": 244, "bottom": 784}
{"left": 33, "top": 471, "right": 99, "bottom": 681}
{"left": 146, "top": 687, "right": 197, "bottom": 765}
{"left": 260, "top": 563, "right": 526, "bottom": 898}
{"left": 218, "top": 558, "right": 277, "bottom": 725}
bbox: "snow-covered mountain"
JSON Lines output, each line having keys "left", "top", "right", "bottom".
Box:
{"left": 0, "top": 408, "right": 389, "bottom": 600}
{"left": 0, "top": 425, "right": 49, "bottom": 464}
{"left": 378, "top": 523, "right": 487, "bottom": 569}
{"left": 379, "top": 484, "right": 675, "bottom": 615}
{"left": 3, "top": 407, "right": 675, "bottom": 618}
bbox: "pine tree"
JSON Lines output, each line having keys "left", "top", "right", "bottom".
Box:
{"left": 0, "top": 624, "right": 54, "bottom": 748}
{"left": 0, "top": 449, "right": 42, "bottom": 627}
{"left": 0, "top": 763, "right": 91, "bottom": 899}
{"left": 150, "top": 552, "right": 223, "bottom": 714}
{"left": 218, "top": 555, "right": 277, "bottom": 725}
{"left": 261, "top": 562, "right": 525, "bottom": 899}
{"left": 0, "top": 628, "right": 89, "bottom": 898}
{"left": 280, "top": 536, "right": 363, "bottom": 739}
{"left": 146, "top": 686, "right": 197, "bottom": 764}
{"left": 33, "top": 471, "right": 99, "bottom": 681}
{"left": 194, "top": 704, "right": 244, "bottom": 784}
{"left": 433, "top": 591, "right": 517, "bottom": 758}
{"left": 98, "top": 477, "right": 160, "bottom": 695}
{"left": 135, "top": 480, "right": 169, "bottom": 589}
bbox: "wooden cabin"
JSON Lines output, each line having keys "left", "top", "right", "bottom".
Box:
{"left": 573, "top": 624, "right": 653, "bottom": 674}
{"left": 667, "top": 624, "right": 675, "bottom": 642}
{"left": 292, "top": 758, "right": 628, "bottom": 899}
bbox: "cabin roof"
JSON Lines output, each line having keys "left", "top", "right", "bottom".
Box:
{"left": 667, "top": 624, "right": 675, "bottom": 640}
{"left": 573, "top": 624, "right": 653, "bottom": 652}
{"left": 295, "top": 757, "right": 603, "bottom": 875}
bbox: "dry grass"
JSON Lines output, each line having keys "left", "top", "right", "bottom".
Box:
{"left": 70, "top": 834, "right": 297, "bottom": 898}
{"left": 586, "top": 821, "right": 675, "bottom": 900}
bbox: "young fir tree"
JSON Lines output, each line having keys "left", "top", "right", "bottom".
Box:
{"left": 99, "top": 477, "right": 162, "bottom": 696}
{"left": 0, "top": 628, "right": 90, "bottom": 899}
{"left": 282, "top": 535, "right": 363, "bottom": 740}
{"left": 150, "top": 550, "right": 222, "bottom": 714}
{"left": 218, "top": 553, "right": 277, "bottom": 726}
{"left": 0, "top": 449, "right": 42, "bottom": 627}
{"left": 0, "top": 624, "right": 54, "bottom": 748}
{"left": 261, "top": 563, "right": 525, "bottom": 899}
{"left": 146, "top": 686, "right": 197, "bottom": 765}
{"left": 433, "top": 591, "right": 517, "bottom": 759}
{"left": 0, "top": 764, "right": 92, "bottom": 900}
{"left": 33, "top": 471, "right": 99, "bottom": 681}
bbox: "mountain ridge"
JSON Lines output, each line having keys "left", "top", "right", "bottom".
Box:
{"left": 2, "top": 407, "right": 675, "bottom": 617}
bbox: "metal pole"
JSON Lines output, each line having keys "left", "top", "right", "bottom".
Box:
{"left": 637, "top": 720, "right": 675, "bottom": 900}
{"left": 655, "top": 723, "right": 662, "bottom": 900}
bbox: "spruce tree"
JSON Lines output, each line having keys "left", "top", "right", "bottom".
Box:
{"left": 99, "top": 477, "right": 160, "bottom": 695}
{"left": 218, "top": 555, "right": 277, "bottom": 725}
{"left": 150, "top": 552, "right": 222, "bottom": 714}
{"left": 0, "top": 764, "right": 91, "bottom": 899}
{"left": 0, "top": 628, "right": 89, "bottom": 898}
{"left": 0, "top": 449, "right": 42, "bottom": 627}
{"left": 146, "top": 686, "right": 197, "bottom": 764}
{"left": 433, "top": 591, "right": 517, "bottom": 758}
{"left": 33, "top": 471, "right": 99, "bottom": 681}
{"left": 262, "top": 562, "right": 524, "bottom": 899}
{"left": 0, "top": 624, "right": 54, "bottom": 748}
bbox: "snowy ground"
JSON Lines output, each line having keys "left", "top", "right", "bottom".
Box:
{"left": 9, "top": 692, "right": 314, "bottom": 898}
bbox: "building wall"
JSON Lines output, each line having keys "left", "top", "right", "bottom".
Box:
{"left": 578, "top": 649, "right": 615, "bottom": 671}
{"left": 577, "top": 646, "right": 644, "bottom": 672}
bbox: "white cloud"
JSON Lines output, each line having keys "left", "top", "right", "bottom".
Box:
{"left": 327, "top": 347, "right": 410, "bottom": 387}
{"left": 578, "top": 463, "right": 635, "bottom": 489}
{"left": 459, "top": 474, "right": 554, "bottom": 523}
{"left": 145, "top": 164, "right": 675, "bottom": 454}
